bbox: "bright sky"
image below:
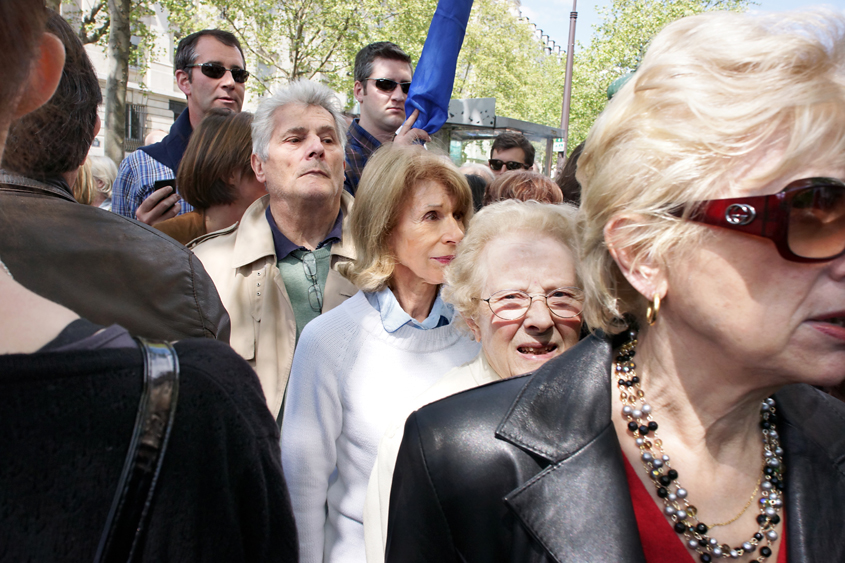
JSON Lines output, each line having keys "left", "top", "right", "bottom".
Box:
{"left": 518, "top": 0, "right": 845, "bottom": 49}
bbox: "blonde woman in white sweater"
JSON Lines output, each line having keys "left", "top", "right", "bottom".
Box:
{"left": 280, "top": 144, "right": 479, "bottom": 563}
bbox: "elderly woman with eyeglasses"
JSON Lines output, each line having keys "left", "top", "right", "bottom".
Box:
{"left": 363, "top": 199, "right": 583, "bottom": 560}
{"left": 280, "top": 143, "right": 479, "bottom": 563}
{"left": 384, "top": 10, "right": 845, "bottom": 563}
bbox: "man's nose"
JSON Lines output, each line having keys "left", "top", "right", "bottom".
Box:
{"left": 305, "top": 134, "right": 325, "bottom": 157}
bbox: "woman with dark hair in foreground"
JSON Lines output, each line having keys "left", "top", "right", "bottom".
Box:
{"left": 0, "top": 6, "right": 297, "bottom": 561}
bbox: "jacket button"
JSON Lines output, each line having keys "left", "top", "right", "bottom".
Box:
{"left": 257, "top": 282, "right": 261, "bottom": 287}
{"left": 256, "top": 292, "right": 261, "bottom": 296}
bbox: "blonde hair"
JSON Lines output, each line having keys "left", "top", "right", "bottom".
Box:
{"left": 73, "top": 159, "right": 95, "bottom": 205}
{"left": 578, "top": 10, "right": 845, "bottom": 334}
{"left": 443, "top": 200, "right": 580, "bottom": 329}
{"left": 343, "top": 144, "right": 474, "bottom": 291}
{"left": 88, "top": 155, "right": 117, "bottom": 198}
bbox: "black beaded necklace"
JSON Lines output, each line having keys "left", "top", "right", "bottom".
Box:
{"left": 615, "top": 330, "right": 785, "bottom": 562}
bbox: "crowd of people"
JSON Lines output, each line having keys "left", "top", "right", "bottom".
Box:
{"left": 1, "top": 2, "right": 844, "bottom": 563}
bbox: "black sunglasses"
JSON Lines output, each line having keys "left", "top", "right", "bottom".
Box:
{"left": 675, "top": 177, "right": 845, "bottom": 263}
{"left": 186, "top": 62, "right": 249, "bottom": 84}
{"left": 367, "top": 78, "right": 411, "bottom": 94}
{"left": 488, "top": 159, "right": 529, "bottom": 172}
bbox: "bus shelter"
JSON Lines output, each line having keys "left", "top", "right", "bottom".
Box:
{"left": 434, "top": 98, "right": 566, "bottom": 176}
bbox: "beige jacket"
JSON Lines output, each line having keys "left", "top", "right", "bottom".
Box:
{"left": 191, "top": 192, "right": 357, "bottom": 419}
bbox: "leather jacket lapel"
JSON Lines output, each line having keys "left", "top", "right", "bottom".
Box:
{"left": 776, "top": 386, "right": 845, "bottom": 562}
{"left": 495, "top": 334, "right": 645, "bottom": 562}
{"left": 504, "top": 423, "right": 645, "bottom": 563}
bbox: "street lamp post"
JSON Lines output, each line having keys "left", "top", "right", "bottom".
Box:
{"left": 557, "top": 0, "right": 577, "bottom": 171}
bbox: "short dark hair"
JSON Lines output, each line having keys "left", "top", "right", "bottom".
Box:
{"left": 174, "top": 29, "right": 245, "bottom": 77}
{"left": 176, "top": 109, "right": 254, "bottom": 209}
{"left": 2, "top": 11, "right": 102, "bottom": 178}
{"left": 0, "top": 1, "right": 47, "bottom": 127}
{"left": 490, "top": 131, "right": 535, "bottom": 167}
{"left": 354, "top": 42, "right": 412, "bottom": 93}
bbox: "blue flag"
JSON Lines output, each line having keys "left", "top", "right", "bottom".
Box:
{"left": 405, "top": 0, "right": 474, "bottom": 135}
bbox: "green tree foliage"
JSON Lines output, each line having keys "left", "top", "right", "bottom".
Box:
{"left": 567, "top": 0, "right": 749, "bottom": 148}
{"left": 454, "top": 0, "right": 566, "bottom": 127}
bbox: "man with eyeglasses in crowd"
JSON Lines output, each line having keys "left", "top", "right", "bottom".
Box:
{"left": 191, "top": 80, "right": 358, "bottom": 425}
{"left": 488, "top": 131, "right": 535, "bottom": 176}
{"left": 113, "top": 29, "right": 247, "bottom": 225}
{"left": 344, "top": 41, "right": 430, "bottom": 195}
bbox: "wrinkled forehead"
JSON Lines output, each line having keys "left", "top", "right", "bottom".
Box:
{"left": 479, "top": 232, "right": 578, "bottom": 289}
{"left": 271, "top": 102, "right": 339, "bottom": 136}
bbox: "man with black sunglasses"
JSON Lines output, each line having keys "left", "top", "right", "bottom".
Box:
{"left": 488, "top": 131, "right": 535, "bottom": 177}
{"left": 344, "top": 42, "right": 431, "bottom": 196}
{"left": 113, "top": 29, "right": 247, "bottom": 226}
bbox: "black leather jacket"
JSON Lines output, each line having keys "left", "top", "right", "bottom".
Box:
{"left": 0, "top": 173, "right": 230, "bottom": 341}
{"left": 386, "top": 334, "right": 845, "bottom": 562}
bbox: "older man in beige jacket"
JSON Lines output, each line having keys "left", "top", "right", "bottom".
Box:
{"left": 192, "top": 80, "right": 358, "bottom": 421}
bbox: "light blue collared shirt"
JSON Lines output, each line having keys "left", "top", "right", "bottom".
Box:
{"left": 365, "top": 286, "right": 453, "bottom": 333}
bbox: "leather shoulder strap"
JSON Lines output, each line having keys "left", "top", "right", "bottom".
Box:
{"left": 94, "top": 338, "right": 180, "bottom": 563}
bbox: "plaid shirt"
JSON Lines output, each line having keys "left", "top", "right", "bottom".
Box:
{"left": 343, "top": 118, "right": 382, "bottom": 196}
{"left": 112, "top": 150, "right": 194, "bottom": 218}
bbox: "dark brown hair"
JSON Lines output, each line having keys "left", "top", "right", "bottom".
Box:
{"left": 490, "top": 131, "right": 535, "bottom": 167}
{"left": 482, "top": 170, "right": 563, "bottom": 206}
{"left": 2, "top": 11, "right": 102, "bottom": 178}
{"left": 176, "top": 109, "right": 254, "bottom": 209}
{"left": 0, "top": 1, "right": 47, "bottom": 126}
{"left": 174, "top": 29, "right": 245, "bottom": 76}
{"left": 354, "top": 42, "right": 412, "bottom": 92}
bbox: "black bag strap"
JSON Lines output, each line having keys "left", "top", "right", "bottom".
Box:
{"left": 94, "top": 338, "right": 180, "bottom": 563}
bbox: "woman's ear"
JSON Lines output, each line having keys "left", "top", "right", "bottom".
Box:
{"left": 603, "top": 213, "right": 667, "bottom": 301}
{"left": 14, "top": 32, "right": 65, "bottom": 120}
{"left": 464, "top": 313, "right": 482, "bottom": 342}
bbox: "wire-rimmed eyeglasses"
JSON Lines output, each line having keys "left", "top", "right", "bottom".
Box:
{"left": 301, "top": 252, "right": 323, "bottom": 312}
{"left": 480, "top": 287, "right": 584, "bottom": 321}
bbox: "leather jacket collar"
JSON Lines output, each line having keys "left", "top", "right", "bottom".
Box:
{"left": 0, "top": 170, "right": 75, "bottom": 202}
{"left": 496, "top": 334, "right": 646, "bottom": 563}
{"left": 491, "top": 333, "right": 845, "bottom": 563}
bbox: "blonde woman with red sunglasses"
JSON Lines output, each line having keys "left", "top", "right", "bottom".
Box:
{"left": 386, "top": 10, "right": 845, "bottom": 562}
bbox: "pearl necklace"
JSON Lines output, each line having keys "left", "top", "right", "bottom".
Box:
{"left": 615, "top": 331, "right": 784, "bottom": 561}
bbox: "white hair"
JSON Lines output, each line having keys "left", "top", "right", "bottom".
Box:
{"left": 251, "top": 79, "right": 347, "bottom": 160}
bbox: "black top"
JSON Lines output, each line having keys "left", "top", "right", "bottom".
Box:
{"left": 0, "top": 338, "right": 297, "bottom": 562}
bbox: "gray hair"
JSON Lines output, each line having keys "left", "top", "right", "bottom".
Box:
{"left": 252, "top": 79, "right": 347, "bottom": 160}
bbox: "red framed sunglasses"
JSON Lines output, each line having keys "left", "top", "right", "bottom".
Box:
{"left": 674, "top": 177, "right": 845, "bottom": 263}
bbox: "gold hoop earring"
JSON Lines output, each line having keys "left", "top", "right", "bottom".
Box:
{"left": 645, "top": 293, "right": 661, "bottom": 326}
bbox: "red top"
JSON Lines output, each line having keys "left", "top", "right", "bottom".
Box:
{"left": 623, "top": 455, "right": 787, "bottom": 563}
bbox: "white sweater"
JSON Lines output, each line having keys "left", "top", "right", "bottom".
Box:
{"left": 281, "top": 291, "right": 480, "bottom": 563}
{"left": 363, "top": 352, "right": 502, "bottom": 561}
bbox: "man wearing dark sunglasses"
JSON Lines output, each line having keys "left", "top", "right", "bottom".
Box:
{"left": 344, "top": 42, "right": 431, "bottom": 196}
{"left": 114, "top": 29, "right": 246, "bottom": 226}
{"left": 488, "top": 131, "right": 535, "bottom": 177}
